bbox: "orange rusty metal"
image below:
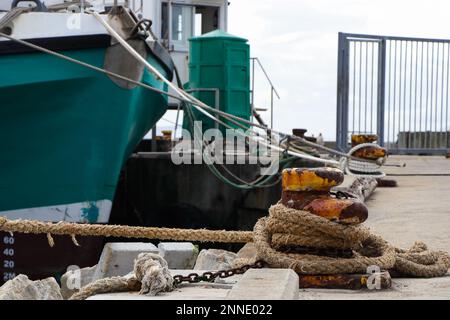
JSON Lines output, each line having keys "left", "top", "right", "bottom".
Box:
{"left": 352, "top": 146, "right": 387, "bottom": 160}
{"left": 282, "top": 191, "right": 368, "bottom": 225}
{"left": 161, "top": 130, "right": 173, "bottom": 141}
{"left": 282, "top": 168, "right": 344, "bottom": 192}
{"left": 298, "top": 272, "right": 392, "bottom": 290}
{"left": 351, "top": 134, "right": 378, "bottom": 147}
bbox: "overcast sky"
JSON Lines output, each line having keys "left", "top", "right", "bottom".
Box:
{"left": 228, "top": 0, "right": 450, "bottom": 140}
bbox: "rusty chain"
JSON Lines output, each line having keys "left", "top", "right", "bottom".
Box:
{"left": 173, "top": 260, "right": 266, "bottom": 286}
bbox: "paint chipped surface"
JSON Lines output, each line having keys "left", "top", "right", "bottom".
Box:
{"left": 81, "top": 202, "right": 100, "bottom": 223}
{"left": 282, "top": 168, "right": 344, "bottom": 191}
{"left": 0, "top": 200, "right": 112, "bottom": 223}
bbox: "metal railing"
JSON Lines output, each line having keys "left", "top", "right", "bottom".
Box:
{"left": 251, "top": 57, "right": 280, "bottom": 129}
{"left": 337, "top": 32, "right": 450, "bottom": 155}
{"left": 185, "top": 88, "right": 221, "bottom": 131}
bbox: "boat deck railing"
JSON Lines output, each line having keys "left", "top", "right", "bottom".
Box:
{"left": 251, "top": 57, "right": 281, "bottom": 129}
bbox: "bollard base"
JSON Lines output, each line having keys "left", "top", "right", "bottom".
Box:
{"left": 376, "top": 179, "right": 398, "bottom": 188}
{"left": 298, "top": 272, "right": 392, "bottom": 290}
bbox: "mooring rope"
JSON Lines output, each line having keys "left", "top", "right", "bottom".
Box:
{"left": 1, "top": 206, "right": 449, "bottom": 279}
{"left": 0, "top": 217, "right": 253, "bottom": 244}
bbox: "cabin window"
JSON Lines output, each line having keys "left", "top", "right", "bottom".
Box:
{"left": 161, "top": 2, "right": 221, "bottom": 51}
{"left": 161, "top": 3, "right": 193, "bottom": 51}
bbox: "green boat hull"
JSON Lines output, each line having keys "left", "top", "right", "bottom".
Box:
{"left": 0, "top": 47, "right": 168, "bottom": 223}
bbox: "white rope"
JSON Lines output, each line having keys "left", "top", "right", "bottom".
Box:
{"left": 341, "top": 143, "right": 387, "bottom": 178}
{"left": 89, "top": 11, "right": 390, "bottom": 176}
{"left": 88, "top": 11, "right": 373, "bottom": 164}
{"left": 192, "top": 104, "right": 340, "bottom": 166}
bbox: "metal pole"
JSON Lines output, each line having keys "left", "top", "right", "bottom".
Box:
{"left": 359, "top": 41, "right": 362, "bottom": 133}
{"left": 393, "top": 40, "right": 398, "bottom": 150}
{"left": 398, "top": 41, "right": 403, "bottom": 149}
{"left": 446, "top": 43, "right": 450, "bottom": 153}
{"left": 343, "top": 38, "right": 350, "bottom": 149}
{"left": 251, "top": 58, "right": 255, "bottom": 121}
{"left": 371, "top": 42, "right": 374, "bottom": 133}
{"left": 336, "top": 33, "right": 350, "bottom": 151}
{"left": 419, "top": 42, "right": 424, "bottom": 149}
{"left": 215, "top": 89, "right": 220, "bottom": 131}
{"left": 387, "top": 40, "right": 392, "bottom": 149}
{"left": 377, "top": 39, "right": 386, "bottom": 147}
{"left": 365, "top": 41, "right": 368, "bottom": 133}
{"left": 151, "top": 126, "right": 157, "bottom": 152}
{"left": 271, "top": 87, "right": 274, "bottom": 129}
{"left": 168, "top": 0, "right": 173, "bottom": 51}
{"left": 403, "top": 41, "right": 408, "bottom": 147}
{"left": 352, "top": 41, "right": 356, "bottom": 135}
{"left": 440, "top": 43, "right": 445, "bottom": 148}
{"left": 414, "top": 42, "right": 419, "bottom": 149}
{"left": 408, "top": 41, "right": 413, "bottom": 149}
{"left": 336, "top": 33, "right": 345, "bottom": 150}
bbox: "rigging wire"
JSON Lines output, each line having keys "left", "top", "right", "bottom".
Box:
{"left": 183, "top": 103, "right": 295, "bottom": 189}
{"left": 0, "top": 21, "right": 381, "bottom": 175}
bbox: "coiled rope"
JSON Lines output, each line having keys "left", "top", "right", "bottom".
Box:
{"left": 0, "top": 205, "right": 449, "bottom": 278}
{"left": 244, "top": 203, "right": 450, "bottom": 278}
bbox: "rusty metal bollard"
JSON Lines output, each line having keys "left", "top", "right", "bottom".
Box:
{"left": 351, "top": 134, "right": 379, "bottom": 147}
{"left": 279, "top": 167, "right": 392, "bottom": 290}
{"left": 281, "top": 168, "right": 368, "bottom": 225}
{"left": 351, "top": 134, "right": 397, "bottom": 187}
{"left": 351, "top": 134, "right": 387, "bottom": 161}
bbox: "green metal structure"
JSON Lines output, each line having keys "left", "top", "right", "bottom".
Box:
{"left": 183, "top": 30, "right": 251, "bottom": 134}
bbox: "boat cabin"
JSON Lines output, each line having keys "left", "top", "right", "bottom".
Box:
{"left": 138, "top": 0, "right": 229, "bottom": 84}
{"left": 0, "top": 0, "right": 228, "bottom": 84}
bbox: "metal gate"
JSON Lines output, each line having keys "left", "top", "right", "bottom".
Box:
{"left": 337, "top": 32, "right": 450, "bottom": 154}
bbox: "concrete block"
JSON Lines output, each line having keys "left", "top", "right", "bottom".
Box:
{"left": 158, "top": 242, "right": 198, "bottom": 269}
{"left": 237, "top": 243, "right": 257, "bottom": 261}
{"left": 93, "top": 242, "right": 159, "bottom": 280}
{"left": 60, "top": 265, "right": 97, "bottom": 300}
{"left": 226, "top": 269, "right": 299, "bottom": 300}
{"left": 194, "top": 249, "right": 237, "bottom": 271}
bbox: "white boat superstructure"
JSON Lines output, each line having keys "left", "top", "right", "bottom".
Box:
{"left": 1, "top": 0, "right": 229, "bottom": 84}
{"left": 139, "top": 0, "right": 228, "bottom": 83}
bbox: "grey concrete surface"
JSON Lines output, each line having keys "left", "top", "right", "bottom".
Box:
{"left": 226, "top": 269, "right": 299, "bottom": 300}
{"left": 384, "top": 155, "right": 450, "bottom": 175}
